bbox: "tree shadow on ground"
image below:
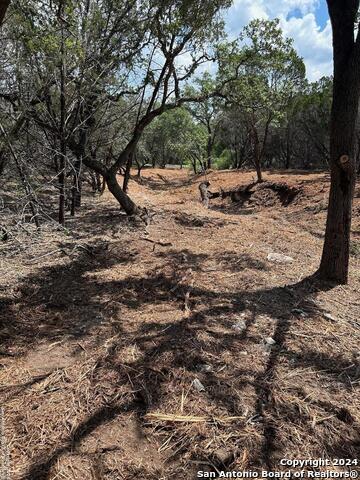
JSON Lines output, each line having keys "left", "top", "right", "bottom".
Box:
{"left": 264, "top": 169, "right": 329, "bottom": 178}
{"left": 173, "top": 212, "right": 228, "bottom": 228}
{"left": 131, "top": 173, "right": 193, "bottom": 192}
{"left": 2, "top": 246, "right": 359, "bottom": 479}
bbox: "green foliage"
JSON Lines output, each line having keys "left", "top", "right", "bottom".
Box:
{"left": 213, "top": 149, "right": 232, "bottom": 170}
{"left": 221, "top": 19, "right": 305, "bottom": 119}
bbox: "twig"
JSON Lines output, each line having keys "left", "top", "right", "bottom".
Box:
{"left": 25, "top": 248, "right": 64, "bottom": 264}
{"left": 140, "top": 237, "right": 172, "bottom": 247}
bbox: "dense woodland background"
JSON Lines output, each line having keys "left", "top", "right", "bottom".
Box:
{"left": 0, "top": 1, "right": 336, "bottom": 214}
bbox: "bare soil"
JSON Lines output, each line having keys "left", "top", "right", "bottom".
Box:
{"left": 1, "top": 168, "right": 360, "bottom": 479}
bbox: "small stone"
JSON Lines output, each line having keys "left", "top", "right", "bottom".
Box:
{"left": 265, "top": 337, "right": 276, "bottom": 346}
{"left": 231, "top": 320, "right": 246, "bottom": 333}
{"left": 247, "top": 414, "right": 263, "bottom": 424}
{"left": 239, "top": 351, "right": 248, "bottom": 356}
{"left": 197, "top": 364, "right": 213, "bottom": 373}
{"left": 324, "top": 313, "right": 337, "bottom": 322}
{"left": 192, "top": 378, "right": 206, "bottom": 392}
{"left": 267, "top": 253, "right": 294, "bottom": 264}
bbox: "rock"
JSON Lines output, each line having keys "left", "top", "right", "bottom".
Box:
{"left": 239, "top": 351, "right": 248, "bottom": 356}
{"left": 263, "top": 337, "right": 276, "bottom": 353}
{"left": 247, "top": 414, "right": 263, "bottom": 424}
{"left": 197, "top": 364, "right": 213, "bottom": 373}
{"left": 231, "top": 320, "right": 246, "bottom": 333}
{"left": 192, "top": 378, "right": 206, "bottom": 392}
{"left": 323, "top": 313, "right": 337, "bottom": 322}
{"left": 267, "top": 253, "right": 294, "bottom": 264}
{"left": 214, "top": 448, "right": 234, "bottom": 465}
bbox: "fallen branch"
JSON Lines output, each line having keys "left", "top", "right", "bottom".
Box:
{"left": 25, "top": 248, "right": 64, "bottom": 264}
{"left": 140, "top": 237, "right": 172, "bottom": 247}
{"left": 144, "top": 412, "right": 244, "bottom": 424}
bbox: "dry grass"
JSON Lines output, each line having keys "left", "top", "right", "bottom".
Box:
{"left": 0, "top": 168, "right": 360, "bottom": 479}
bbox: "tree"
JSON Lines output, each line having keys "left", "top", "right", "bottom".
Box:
{"left": 142, "top": 108, "right": 199, "bottom": 168}
{"left": 187, "top": 73, "right": 223, "bottom": 169}
{"left": 73, "top": 0, "right": 231, "bottom": 215}
{"left": 13, "top": 0, "right": 151, "bottom": 217}
{"left": 294, "top": 78, "right": 332, "bottom": 167}
{"left": 216, "top": 108, "right": 251, "bottom": 169}
{"left": 220, "top": 19, "right": 305, "bottom": 182}
{"left": 317, "top": 1, "right": 360, "bottom": 284}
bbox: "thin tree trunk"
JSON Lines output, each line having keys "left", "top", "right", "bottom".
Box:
{"left": 71, "top": 159, "right": 82, "bottom": 216}
{"left": 0, "top": 115, "right": 26, "bottom": 175}
{"left": 206, "top": 131, "right": 212, "bottom": 170}
{"left": 58, "top": 1, "right": 66, "bottom": 226}
{"left": 252, "top": 127, "right": 263, "bottom": 183}
{"left": 123, "top": 153, "right": 133, "bottom": 193}
{"left": 0, "top": 123, "right": 40, "bottom": 228}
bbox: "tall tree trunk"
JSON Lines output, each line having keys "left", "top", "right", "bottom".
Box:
{"left": 318, "top": 87, "right": 358, "bottom": 282}
{"left": 252, "top": 126, "right": 263, "bottom": 183}
{"left": 71, "top": 159, "right": 82, "bottom": 216}
{"left": 206, "top": 132, "right": 212, "bottom": 170}
{"left": 318, "top": 0, "right": 360, "bottom": 284}
{"left": 0, "top": 122, "right": 40, "bottom": 229}
{"left": 58, "top": 1, "right": 66, "bottom": 226}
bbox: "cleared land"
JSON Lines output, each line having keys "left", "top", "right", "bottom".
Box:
{"left": 1, "top": 168, "right": 360, "bottom": 479}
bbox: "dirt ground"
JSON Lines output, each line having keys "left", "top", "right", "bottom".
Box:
{"left": 1, "top": 168, "right": 360, "bottom": 479}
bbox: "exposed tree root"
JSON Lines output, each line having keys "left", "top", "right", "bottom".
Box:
{"left": 201, "top": 180, "right": 302, "bottom": 208}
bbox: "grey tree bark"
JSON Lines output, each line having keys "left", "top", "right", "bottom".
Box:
{"left": 318, "top": 0, "right": 360, "bottom": 284}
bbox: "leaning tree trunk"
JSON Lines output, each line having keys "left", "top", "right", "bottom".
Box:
{"left": 105, "top": 171, "right": 138, "bottom": 215}
{"left": 317, "top": 0, "right": 360, "bottom": 284}
{"left": 83, "top": 151, "right": 138, "bottom": 214}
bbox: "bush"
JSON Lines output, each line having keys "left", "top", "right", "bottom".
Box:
{"left": 213, "top": 149, "right": 232, "bottom": 170}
